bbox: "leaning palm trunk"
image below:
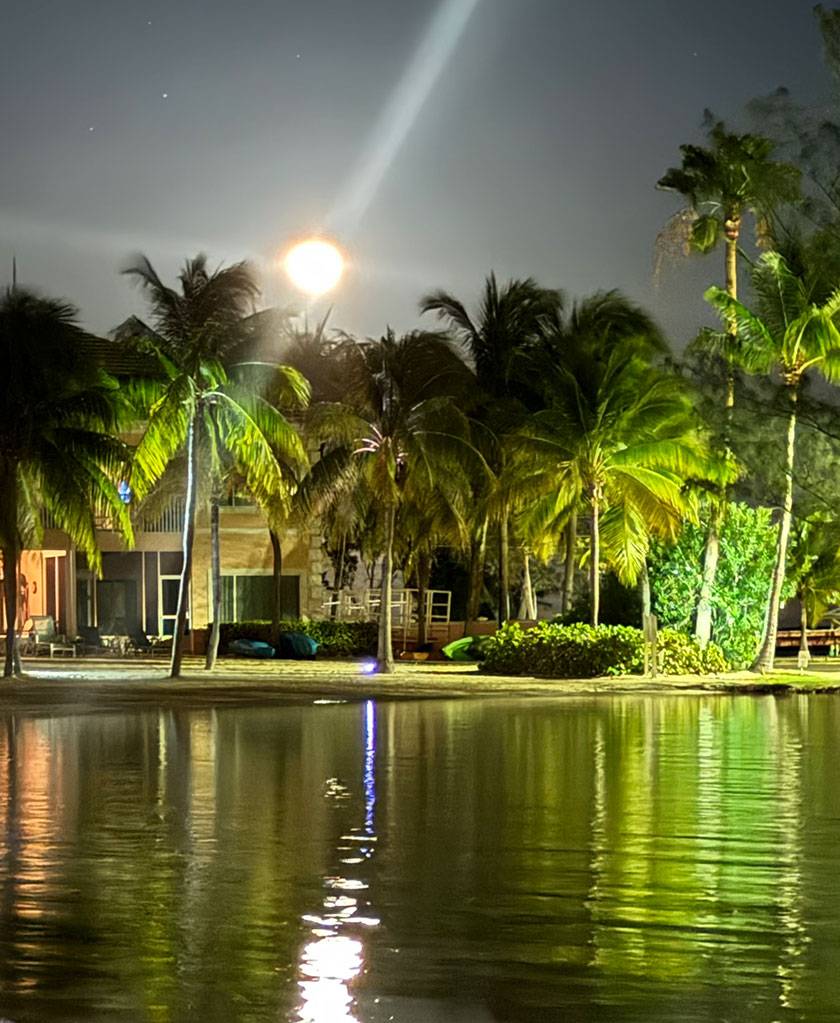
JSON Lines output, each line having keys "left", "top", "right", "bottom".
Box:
{"left": 752, "top": 386, "right": 798, "bottom": 672}
{"left": 377, "top": 504, "right": 396, "bottom": 673}
{"left": 562, "top": 516, "right": 577, "bottom": 615}
{"left": 498, "top": 512, "right": 511, "bottom": 626}
{"left": 270, "top": 529, "right": 284, "bottom": 645}
{"left": 590, "top": 495, "right": 601, "bottom": 627}
{"left": 170, "top": 415, "right": 199, "bottom": 679}
{"left": 205, "top": 495, "right": 222, "bottom": 670}
{"left": 695, "top": 505, "right": 721, "bottom": 647}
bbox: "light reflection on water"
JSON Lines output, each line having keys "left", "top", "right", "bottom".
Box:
{"left": 1, "top": 696, "right": 840, "bottom": 1021}
{"left": 295, "top": 701, "right": 380, "bottom": 1023}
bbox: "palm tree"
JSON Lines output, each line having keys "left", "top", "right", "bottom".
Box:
{"left": 420, "top": 273, "right": 559, "bottom": 623}
{"left": 705, "top": 249, "right": 840, "bottom": 671}
{"left": 521, "top": 291, "right": 673, "bottom": 621}
{"left": 787, "top": 515, "right": 840, "bottom": 668}
{"left": 658, "top": 118, "right": 800, "bottom": 646}
{"left": 123, "top": 254, "right": 308, "bottom": 677}
{"left": 0, "top": 288, "right": 132, "bottom": 677}
{"left": 515, "top": 332, "right": 705, "bottom": 625}
{"left": 305, "top": 329, "right": 474, "bottom": 672}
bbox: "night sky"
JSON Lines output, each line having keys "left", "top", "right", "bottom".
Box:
{"left": 0, "top": 0, "right": 829, "bottom": 344}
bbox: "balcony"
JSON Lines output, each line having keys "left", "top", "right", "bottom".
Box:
{"left": 140, "top": 498, "right": 185, "bottom": 534}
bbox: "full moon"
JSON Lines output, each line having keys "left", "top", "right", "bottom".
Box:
{"left": 283, "top": 238, "right": 345, "bottom": 296}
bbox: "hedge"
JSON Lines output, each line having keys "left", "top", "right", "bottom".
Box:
{"left": 218, "top": 619, "right": 378, "bottom": 658}
{"left": 480, "top": 621, "right": 728, "bottom": 678}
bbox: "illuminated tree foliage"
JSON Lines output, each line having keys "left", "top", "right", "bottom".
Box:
{"left": 648, "top": 504, "right": 780, "bottom": 668}
{"left": 123, "top": 255, "right": 308, "bottom": 677}
{"left": 0, "top": 288, "right": 131, "bottom": 677}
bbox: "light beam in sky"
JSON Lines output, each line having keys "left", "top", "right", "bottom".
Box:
{"left": 329, "top": 0, "right": 483, "bottom": 233}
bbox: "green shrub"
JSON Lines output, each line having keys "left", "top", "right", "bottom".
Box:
{"left": 218, "top": 619, "right": 378, "bottom": 658}
{"left": 656, "top": 629, "right": 728, "bottom": 675}
{"left": 480, "top": 621, "right": 728, "bottom": 678}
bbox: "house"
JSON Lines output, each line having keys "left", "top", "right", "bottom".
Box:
{"left": 5, "top": 335, "right": 327, "bottom": 648}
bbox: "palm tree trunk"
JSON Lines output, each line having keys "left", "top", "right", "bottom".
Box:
{"left": 466, "top": 517, "right": 488, "bottom": 627}
{"left": 377, "top": 504, "right": 396, "bottom": 673}
{"left": 798, "top": 599, "right": 810, "bottom": 670}
{"left": 724, "top": 228, "right": 739, "bottom": 430}
{"left": 170, "top": 414, "right": 198, "bottom": 679}
{"left": 330, "top": 532, "right": 347, "bottom": 620}
{"left": 695, "top": 222, "right": 740, "bottom": 648}
{"left": 1, "top": 460, "right": 19, "bottom": 679}
{"left": 498, "top": 512, "right": 511, "bottom": 626}
{"left": 2, "top": 544, "right": 18, "bottom": 679}
{"left": 204, "top": 495, "right": 221, "bottom": 670}
{"left": 416, "top": 549, "right": 431, "bottom": 648}
{"left": 640, "top": 561, "right": 651, "bottom": 622}
{"left": 752, "top": 385, "right": 798, "bottom": 672}
{"left": 562, "top": 516, "right": 577, "bottom": 615}
{"left": 590, "top": 497, "right": 600, "bottom": 627}
{"left": 270, "top": 529, "right": 283, "bottom": 645}
{"left": 695, "top": 504, "right": 721, "bottom": 648}
{"left": 519, "top": 549, "right": 536, "bottom": 620}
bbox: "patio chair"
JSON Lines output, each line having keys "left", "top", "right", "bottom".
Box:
{"left": 76, "top": 625, "right": 108, "bottom": 656}
{"left": 29, "top": 615, "right": 76, "bottom": 658}
{"left": 128, "top": 627, "right": 171, "bottom": 657}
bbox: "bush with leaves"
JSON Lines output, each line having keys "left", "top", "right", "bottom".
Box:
{"left": 219, "top": 619, "right": 378, "bottom": 657}
{"left": 648, "top": 503, "right": 780, "bottom": 668}
{"left": 480, "top": 621, "right": 727, "bottom": 678}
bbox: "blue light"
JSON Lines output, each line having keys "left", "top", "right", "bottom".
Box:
{"left": 363, "top": 700, "right": 377, "bottom": 837}
{"left": 118, "top": 480, "right": 132, "bottom": 504}
{"left": 359, "top": 660, "right": 378, "bottom": 675}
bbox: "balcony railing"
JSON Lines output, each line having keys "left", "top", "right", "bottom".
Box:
{"left": 141, "top": 498, "right": 185, "bottom": 534}
{"left": 322, "top": 588, "right": 452, "bottom": 641}
{"left": 40, "top": 509, "right": 60, "bottom": 530}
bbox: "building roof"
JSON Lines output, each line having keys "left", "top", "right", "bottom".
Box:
{"left": 78, "top": 334, "right": 161, "bottom": 378}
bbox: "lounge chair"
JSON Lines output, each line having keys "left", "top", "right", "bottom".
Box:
{"left": 128, "top": 627, "right": 170, "bottom": 657}
{"left": 76, "top": 625, "right": 108, "bottom": 655}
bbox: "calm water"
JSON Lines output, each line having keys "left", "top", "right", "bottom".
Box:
{"left": 1, "top": 695, "right": 839, "bottom": 1022}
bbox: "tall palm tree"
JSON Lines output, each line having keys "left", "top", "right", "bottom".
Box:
{"left": 305, "top": 329, "right": 474, "bottom": 672}
{"left": 123, "top": 254, "right": 308, "bottom": 677}
{"left": 658, "top": 120, "right": 800, "bottom": 322}
{"left": 515, "top": 334, "right": 705, "bottom": 625}
{"left": 420, "top": 273, "right": 559, "bottom": 622}
{"left": 0, "top": 288, "right": 132, "bottom": 677}
{"left": 658, "top": 118, "right": 800, "bottom": 646}
{"left": 705, "top": 249, "right": 840, "bottom": 671}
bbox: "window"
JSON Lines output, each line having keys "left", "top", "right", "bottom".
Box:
{"left": 220, "top": 574, "right": 299, "bottom": 622}
{"left": 222, "top": 491, "right": 255, "bottom": 508}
